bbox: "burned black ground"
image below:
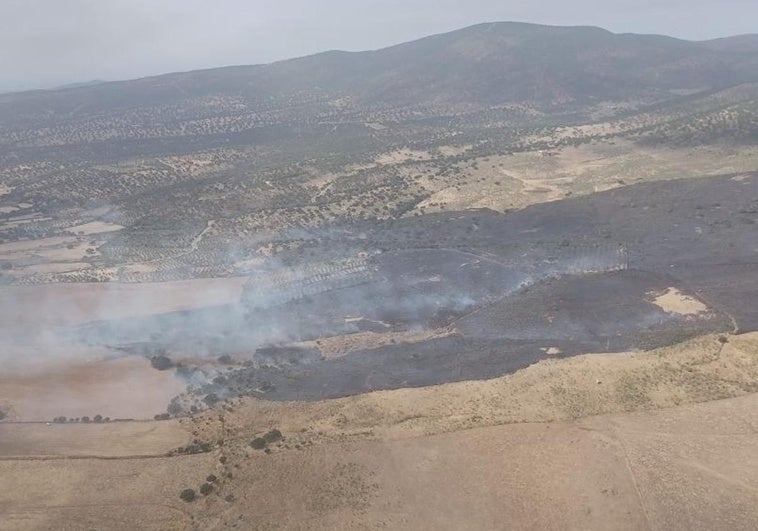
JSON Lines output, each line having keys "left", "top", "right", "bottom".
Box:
{"left": 64, "top": 172, "right": 757, "bottom": 405}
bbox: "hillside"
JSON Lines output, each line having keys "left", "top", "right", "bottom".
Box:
{"left": 2, "top": 23, "right": 758, "bottom": 289}
{"left": 3, "top": 21, "right": 758, "bottom": 531}
{"left": 1, "top": 22, "right": 758, "bottom": 126}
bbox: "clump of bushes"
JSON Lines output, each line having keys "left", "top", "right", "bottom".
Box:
{"left": 180, "top": 489, "right": 196, "bottom": 502}
{"left": 52, "top": 415, "right": 111, "bottom": 424}
{"left": 175, "top": 440, "right": 212, "bottom": 455}
{"left": 150, "top": 355, "right": 174, "bottom": 371}
{"left": 250, "top": 429, "right": 284, "bottom": 450}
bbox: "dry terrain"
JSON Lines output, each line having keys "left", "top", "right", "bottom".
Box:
{"left": 1, "top": 333, "right": 757, "bottom": 530}
{"left": 1, "top": 21, "right": 758, "bottom": 530}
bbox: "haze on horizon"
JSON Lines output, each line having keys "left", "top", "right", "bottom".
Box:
{"left": 1, "top": 0, "right": 756, "bottom": 93}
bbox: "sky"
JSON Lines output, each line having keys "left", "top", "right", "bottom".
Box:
{"left": 1, "top": 0, "right": 756, "bottom": 92}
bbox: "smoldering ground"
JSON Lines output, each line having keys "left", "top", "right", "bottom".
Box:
{"left": 0, "top": 241, "right": 636, "bottom": 419}
{"left": 1, "top": 173, "right": 756, "bottom": 418}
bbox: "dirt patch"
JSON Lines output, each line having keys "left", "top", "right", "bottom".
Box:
{"left": 66, "top": 221, "right": 124, "bottom": 235}
{"left": 0, "top": 455, "right": 206, "bottom": 530}
{"left": 0, "top": 355, "right": 187, "bottom": 422}
{"left": 0, "top": 420, "right": 190, "bottom": 458}
{"left": 0, "top": 235, "right": 93, "bottom": 265}
{"left": 436, "top": 144, "right": 472, "bottom": 157}
{"left": 0, "top": 277, "right": 248, "bottom": 331}
{"left": 375, "top": 149, "right": 433, "bottom": 165}
{"left": 651, "top": 287, "right": 709, "bottom": 315}
{"left": 20, "top": 262, "right": 91, "bottom": 275}
{"left": 0, "top": 236, "right": 78, "bottom": 254}
{"left": 305, "top": 328, "right": 454, "bottom": 359}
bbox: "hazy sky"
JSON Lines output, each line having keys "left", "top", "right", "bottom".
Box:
{"left": 1, "top": 0, "right": 756, "bottom": 92}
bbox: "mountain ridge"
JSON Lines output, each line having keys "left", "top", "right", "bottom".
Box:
{"left": 1, "top": 21, "right": 757, "bottom": 128}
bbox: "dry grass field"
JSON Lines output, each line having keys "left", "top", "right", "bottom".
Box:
{"left": 1, "top": 332, "right": 756, "bottom": 530}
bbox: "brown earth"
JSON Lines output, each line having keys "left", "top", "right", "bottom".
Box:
{"left": 189, "top": 394, "right": 758, "bottom": 530}
{"left": 0, "top": 355, "right": 187, "bottom": 422}
{"left": 1, "top": 332, "right": 757, "bottom": 530}
{"left": 0, "top": 420, "right": 189, "bottom": 458}
{"left": 0, "top": 277, "right": 247, "bottom": 330}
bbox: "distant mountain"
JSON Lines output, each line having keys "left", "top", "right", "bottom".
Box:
{"left": 53, "top": 80, "right": 108, "bottom": 90}
{"left": 702, "top": 34, "right": 758, "bottom": 53}
{"left": 1, "top": 22, "right": 757, "bottom": 129}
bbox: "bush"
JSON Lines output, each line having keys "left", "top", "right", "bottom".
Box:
{"left": 150, "top": 355, "right": 174, "bottom": 371}
{"left": 250, "top": 437, "right": 267, "bottom": 450}
{"left": 203, "top": 393, "right": 220, "bottom": 406}
{"left": 206, "top": 474, "right": 217, "bottom": 483}
{"left": 200, "top": 483, "right": 214, "bottom": 496}
{"left": 177, "top": 441, "right": 212, "bottom": 455}
{"left": 263, "top": 429, "right": 283, "bottom": 444}
{"left": 180, "top": 489, "right": 196, "bottom": 502}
